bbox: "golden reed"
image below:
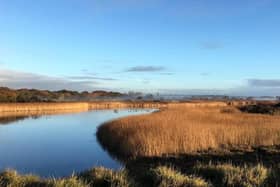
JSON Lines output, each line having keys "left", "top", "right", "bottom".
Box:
{"left": 0, "top": 101, "right": 167, "bottom": 112}
{"left": 98, "top": 104, "right": 280, "bottom": 157}
{"left": 0, "top": 101, "right": 167, "bottom": 119}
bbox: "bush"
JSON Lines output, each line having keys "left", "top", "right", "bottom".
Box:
{"left": 239, "top": 104, "right": 278, "bottom": 115}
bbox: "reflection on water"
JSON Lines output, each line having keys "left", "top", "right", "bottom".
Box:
{"left": 0, "top": 109, "right": 154, "bottom": 177}
{"left": 0, "top": 115, "right": 44, "bottom": 125}
{"left": 0, "top": 116, "right": 30, "bottom": 125}
{"left": 0, "top": 109, "right": 89, "bottom": 125}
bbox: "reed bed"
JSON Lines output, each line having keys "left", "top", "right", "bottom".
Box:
{"left": 0, "top": 102, "right": 89, "bottom": 112}
{"left": 98, "top": 105, "right": 280, "bottom": 157}
{"left": 0, "top": 109, "right": 90, "bottom": 118}
{"left": 0, "top": 101, "right": 167, "bottom": 113}
{"left": 88, "top": 101, "right": 167, "bottom": 110}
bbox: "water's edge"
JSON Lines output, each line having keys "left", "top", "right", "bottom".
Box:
{"left": 0, "top": 108, "right": 155, "bottom": 177}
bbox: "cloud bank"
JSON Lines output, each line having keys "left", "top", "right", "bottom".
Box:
{"left": 1, "top": 68, "right": 280, "bottom": 96}
{"left": 67, "top": 76, "right": 118, "bottom": 81}
{"left": 0, "top": 69, "right": 98, "bottom": 91}
{"left": 125, "top": 66, "right": 165, "bottom": 72}
{"left": 248, "top": 79, "right": 280, "bottom": 87}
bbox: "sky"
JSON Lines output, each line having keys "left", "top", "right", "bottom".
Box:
{"left": 0, "top": 0, "right": 280, "bottom": 96}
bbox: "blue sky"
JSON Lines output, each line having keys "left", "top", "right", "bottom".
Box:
{"left": 0, "top": 0, "right": 280, "bottom": 96}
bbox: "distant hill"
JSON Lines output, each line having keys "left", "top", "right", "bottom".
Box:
{"left": 0, "top": 87, "right": 125, "bottom": 102}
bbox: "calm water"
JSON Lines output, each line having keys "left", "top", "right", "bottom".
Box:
{"left": 0, "top": 109, "right": 153, "bottom": 177}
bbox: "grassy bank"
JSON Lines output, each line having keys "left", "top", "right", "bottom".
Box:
{"left": 2, "top": 158, "right": 280, "bottom": 187}
{"left": 0, "top": 167, "right": 131, "bottom": 187}
{"left": 97, "top": 105, "right": 280, "bottom": 158}
{"left": 125, "top": 145, "right": 280, "bottom": 186}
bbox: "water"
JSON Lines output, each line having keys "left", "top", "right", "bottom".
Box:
{"left": 0, "top": 109, "right": 154, "bottom": 177}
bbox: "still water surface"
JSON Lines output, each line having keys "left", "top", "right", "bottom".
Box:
{"left": 0, "top": 109, "right": 153, "bottom": 177}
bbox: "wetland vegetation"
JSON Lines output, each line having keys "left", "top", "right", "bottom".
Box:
{"left": 1, "top": 101, "right": 280, "bottom": 186}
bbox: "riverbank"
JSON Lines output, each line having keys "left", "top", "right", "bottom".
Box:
{"left": 0, "top": 101, "right": 168, "bottom": 113}
{"left": 0, "top": 100, "right": 262, "bottom": 113}
{"left": 88, "top": 101, "right": 168, "bottom": 110}
{"left": 95, "top": 103, "right": 280, "bottom": 186}
{"left": 0, "top": 102, "right": 89, "bottom": 113}
{"left": 1, "top": 101, "right": 280, "bottom": 186}
{"left": 1, "top": 150, "right": 280, "bottom": 187}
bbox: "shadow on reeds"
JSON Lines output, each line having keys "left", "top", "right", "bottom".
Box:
{"left": 124, "top": 146, "right": 280, "bottom": 186}
{"left": 239, "top": 103, "right": 280, "bottom": 115}
{"left": 97, "top": 120, "right": 280, "bottom": 186}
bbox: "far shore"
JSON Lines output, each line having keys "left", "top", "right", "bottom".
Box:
{"left": 0, "top": 100, "right": 262, "bottom": 114}
{"left": 0, "top": 101, "right": 168, "bottom": 114}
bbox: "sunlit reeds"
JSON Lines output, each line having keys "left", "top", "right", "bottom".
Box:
{"left": 98, "top": 105, "right": 280, "bottom": 157}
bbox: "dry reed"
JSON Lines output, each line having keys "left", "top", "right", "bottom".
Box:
{"left": 0, "top": 102, "right": 89, "bottom": 112}
{"left": 0, "top": 101, "right": 167, "bottom": 113}
{"left": 98, "top": 105, "right": 280, "bottom": 157}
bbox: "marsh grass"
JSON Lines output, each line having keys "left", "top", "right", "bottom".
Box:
{"left": 98, "top": 105, "right": 280, "bottom": 158}
{"left": 2, "top": 163, "right": 280, "bottom": 187}
{"left": 78, "top": 167, "right": 132, "bottom": 187}
{"left": 0, "top": 103, "right": 89, "bottom": 113}
{"left": 0, "top": 168, "right": 131, "bottom": 187}
{"left": 0, "top": 170, "right": 88, "bottom": 187}
{"left": 151, "top": 166, "right": 209, "bottom": 187}
{"left": 0, "top": 170, "right": 44, "bottom": 187}
{"left": 193, "top": 163, "right": 268, "bottom": 187}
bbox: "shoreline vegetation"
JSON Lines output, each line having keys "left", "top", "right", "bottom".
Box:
{"left": 0, "top": 87, "right": 125, "bottom": 103}
{"left": 0, "top": 99, "right": 266, "bottom": 113}
{"left": 2, "top": 147, "right": 280, "bottom": 186}
{"left": 0, "top": 101, "right": 166, "bottom": 115}
{"left": 1, "top": 100, "right": 280, "bottom": 186}
{"left": 97, "top": 104, "right": 280, "bottom": 158}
